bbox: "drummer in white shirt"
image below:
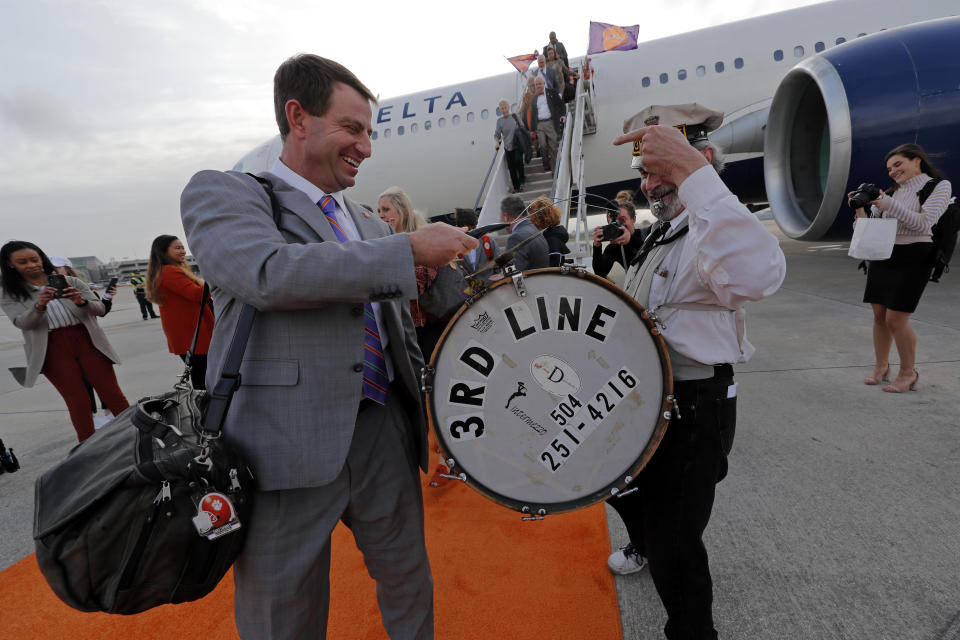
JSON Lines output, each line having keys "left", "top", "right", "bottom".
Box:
{"left": 604, "top": 104, "right": 786, "bottom": 640}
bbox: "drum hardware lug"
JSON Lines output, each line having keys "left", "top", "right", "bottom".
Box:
{"left": 643, "top": 309, "right": 666, "bottom": 330}
{"left": 668, "top": 395, "right": 681, "bottom": 420}
{"left": 663, "top": 411, "right": 672, "bottom": 420}
{"left": 439, "top": 472, "right": 467, "bottom": 483}
{"left": 520, "top": 506, "right": 547, "bottom": 521}
{"left": 420, "top": 366, "right": 435, "bottom": 394}
{"left": 504, "top": 265, "right": 526, "bottom": 298}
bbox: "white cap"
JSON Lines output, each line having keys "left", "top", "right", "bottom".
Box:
{"left": 49, "top": 256, "right": 73, "bottom": 268}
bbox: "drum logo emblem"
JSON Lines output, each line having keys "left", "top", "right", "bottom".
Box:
{"left": 470, "top": 311, "right": 494, "bottom": 333}
{"left": 530, "top": 355, "right": 581, "bottom": 395}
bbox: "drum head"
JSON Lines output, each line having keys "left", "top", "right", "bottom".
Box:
{"left": 426, "top": 268, "right": 672, "bottom": 515}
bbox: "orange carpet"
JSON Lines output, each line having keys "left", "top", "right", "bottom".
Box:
{"left": 1, "top": 477, "right": 621, "bottom": 639}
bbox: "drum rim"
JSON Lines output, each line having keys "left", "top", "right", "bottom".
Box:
{"left": 425, "top": 267, "right": 674, "bottom": 515}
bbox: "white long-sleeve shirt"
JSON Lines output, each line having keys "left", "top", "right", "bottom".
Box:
{"left": 863, "top": 173, "right": 952, "bottom": 244}
{"left": 624, "top": 166, "right": 786, "bottom": 370}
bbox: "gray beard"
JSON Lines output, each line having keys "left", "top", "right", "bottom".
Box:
{"left": 649, "top": 193, "right": 683, "bottom": 222}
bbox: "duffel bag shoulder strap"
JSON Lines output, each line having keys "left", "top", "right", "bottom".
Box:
{"left": 199, "top": 173, "right": 295, "bottom": 440}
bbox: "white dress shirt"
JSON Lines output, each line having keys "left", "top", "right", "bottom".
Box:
{"left": 624, "top": 166, "right": 786, "bottom": 372}
{"left": 270, "top": 159, "right": 394, "bottom": 380}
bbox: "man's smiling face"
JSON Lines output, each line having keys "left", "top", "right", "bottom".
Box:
{"left": 302, "top": 82, "right": 372, "bottom": 192}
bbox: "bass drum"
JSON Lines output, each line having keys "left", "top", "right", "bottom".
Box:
{"left": 424, "top": 267, "right": 673, "bottom": 516}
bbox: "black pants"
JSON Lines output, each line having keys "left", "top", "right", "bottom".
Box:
{"left": 135, "top": 292, "right": 158, "bottom": 318}
{"left": 505, "top": 147, "right": 525, "bottom": 191}
{"left": 607, "top": 369, "right": 737, "bottom": 640}
{"left": 178, "top": 353, "right": 208, "bottom": 390}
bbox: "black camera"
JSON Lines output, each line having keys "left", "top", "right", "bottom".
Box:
{"left": 848, "top": 183, "right": 882, "bottom": 210}
{"left": 599, "top": 221, "right": 624, "bottom": 242}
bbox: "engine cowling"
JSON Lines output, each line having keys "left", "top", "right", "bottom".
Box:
{"left": 765, "top": 16, "right": 960, "bottom": 240}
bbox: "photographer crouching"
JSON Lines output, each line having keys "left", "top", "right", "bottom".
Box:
{"left": 604, "top": 104, "right": 785, "bottom": 640}
{"left": 591, "top": 201, "right": 648, "bottom": 279}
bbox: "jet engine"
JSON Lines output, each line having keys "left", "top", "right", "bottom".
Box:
{"left": 765, "top": 16, "right": 960, "bottom": 240}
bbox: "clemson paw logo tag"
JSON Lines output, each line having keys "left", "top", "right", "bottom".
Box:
{"left": 192, "top": 490, "right": 242, "bottom": 540}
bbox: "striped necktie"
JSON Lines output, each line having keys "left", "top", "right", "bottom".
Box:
{"left": 319, "top": 195, "right": 388, "bottom": 405}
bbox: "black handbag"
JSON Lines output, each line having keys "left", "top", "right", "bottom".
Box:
{"left": 511, "top": 114, "right": 533, "bottom": 164}
{"left": 33, "top": 174, "right": 282, "bottom": 614}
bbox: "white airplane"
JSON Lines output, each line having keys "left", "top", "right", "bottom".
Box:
{"left": 234, "top": 0, "right": 960, "bottom": 241}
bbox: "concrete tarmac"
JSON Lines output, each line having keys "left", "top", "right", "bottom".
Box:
{"left": 1, "top": 232, "right": 958, "bottom": 639}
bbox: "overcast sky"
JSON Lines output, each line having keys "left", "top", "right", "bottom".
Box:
{"left": 0, "top": 0, "right": 823, "bottom": 261}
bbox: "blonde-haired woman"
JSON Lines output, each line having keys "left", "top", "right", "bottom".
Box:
{"left": 528, "top": 196, "right": 570, "bottom": 267}
{"left": 377, "top": 186, "right": 451, "bottom": 487}
{"left": 146, "top": 235, "right": 214, "bottom": 389}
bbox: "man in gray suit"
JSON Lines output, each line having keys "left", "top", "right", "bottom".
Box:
{"left": 500, "top": 195, "right": 549, "bottom": 271}
{"left": 180, "top": 54, "right": 477, "bottom": 640}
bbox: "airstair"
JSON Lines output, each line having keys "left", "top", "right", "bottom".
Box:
{"left": 476, "top": 64, "right": 599, "bottom": 265}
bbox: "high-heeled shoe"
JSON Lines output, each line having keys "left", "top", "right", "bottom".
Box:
{"left": 882, "top": 369, "right": 919, "bottom": 393}
{"left": 864, "top": 363, "right": 890, "bottom": 385}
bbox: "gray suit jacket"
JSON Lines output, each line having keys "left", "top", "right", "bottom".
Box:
{"left": 180, "top": 170, "right": 427, "bottom": 491}
{"left": 1, "top": 277, "right": 116, "bottom": 388}
{"left": 506, "top": 219, "right": 550, "bottom": 272}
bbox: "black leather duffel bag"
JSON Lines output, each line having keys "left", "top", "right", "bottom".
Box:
{"left": 33, "top": 292, "right": 259, "bottom": 614}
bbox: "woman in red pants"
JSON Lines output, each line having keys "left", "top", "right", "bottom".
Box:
{"left": 1, "top": 241, "right": 129, "bottom": 442}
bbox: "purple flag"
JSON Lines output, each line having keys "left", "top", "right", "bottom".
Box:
{"left": 587, "top": 21, "right": 640, "bottom": 54}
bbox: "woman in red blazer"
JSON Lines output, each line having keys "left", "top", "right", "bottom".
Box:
{"left": 146, "top": 235, "right": 214, "bottom": 389}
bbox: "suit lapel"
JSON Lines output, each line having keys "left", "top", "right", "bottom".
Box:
{"left": 265, "top": 173, "right": 340, "bottom": 242}
{"left": 342, "top": 197, "right": 383, "bottom": 240}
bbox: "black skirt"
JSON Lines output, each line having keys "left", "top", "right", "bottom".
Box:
{"left": 863, "top": 242, "right": 933, "bottom": 313}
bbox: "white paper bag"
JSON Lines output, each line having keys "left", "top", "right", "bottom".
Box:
{"left": 848, "top": 218, "right": 897, "bottom": 260}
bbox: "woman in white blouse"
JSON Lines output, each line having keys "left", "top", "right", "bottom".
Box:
{"left": 1, "top": 241, "right": 129, "bottom": 442}
{"left": 852, "top": 144, "right": 952, "bottom": 392}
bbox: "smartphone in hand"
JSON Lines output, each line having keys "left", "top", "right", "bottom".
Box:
{"left": 47, "top": 274, "right": 68, "bottom": 297}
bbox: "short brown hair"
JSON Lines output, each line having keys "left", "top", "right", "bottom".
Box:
{"left": 454, "top": 208, "right": 478, "bottom": 228}
{"left": 274, "top": 54, "right": 377, "bottom": 141}
{"left": 527, "top": 195, "right": 561, "bottom": 230}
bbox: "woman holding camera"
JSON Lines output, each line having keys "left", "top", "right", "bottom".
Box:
{"left": 853, "top": 143, "right": 952, "bottom": 392}
{"left": 1, "top": 240, "right": 129, "bottom": 442}
{"left": 146, "top": 235, "right": 214, "bottom": 390}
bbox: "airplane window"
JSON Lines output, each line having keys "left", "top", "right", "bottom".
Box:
{"left": 371, "top": 131, "right": 378, "bottom": 141}
{"left": 495, "top": 106, "right": 502, "bottom": 117}
{"left": 410, "top": 123, "right": 418, "bottom": 133}
{"left": 836, "top": 37, "right": 846, "bottom": 44}
{"left": 857, "top": 33, "right": 866, "bottom": 37}
{"left": 397, "top": 125, "right": 405, "bottom": 136}
{"left": 642, "top": 76, "right": 651, "bottom": 87}
{"left": 794, "top": 45, "right": 804, "bottom": 57}
{"left": 659, "top": 73, "right": 668, "bottom": 84}
{"left": 815, "top": 41, "right": 825, "bottom": 52}
{"left": 452, "top": 114, "right": 461, "bottom": 125}
{"left": 424, "top": 120, "right": 432, "bottom": 131}
{"left": 438, "top": 117, "right": 446, "bottom": 128}
{"left": 715, "top": 61, "right": 724, "bottom": 73}
{"left": 678, "top": 69, "right": 687, "bottom": 80}
{"left": 467, "top": 112, "right": 475, "bottom": 122}
{"left": 384, "top": 128, "right": 392, "bottom": 138}
{"left": 774, "top": 49, "right": 784, "bottom": 61}
{"left": 696, "top": 65, "right": 706, "bottom": 77}
{"left": 481, "top": 109, "right": 489, "bottom": 119}
{"left": 734, "top": 57, "right": 744, "bottom": 69}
